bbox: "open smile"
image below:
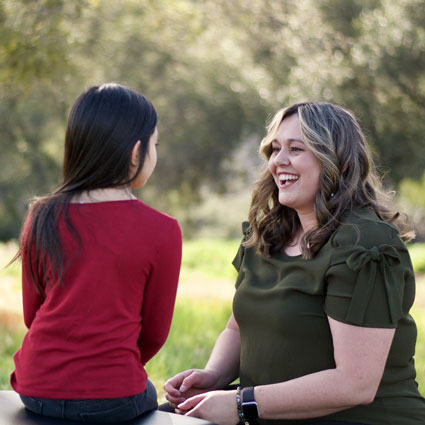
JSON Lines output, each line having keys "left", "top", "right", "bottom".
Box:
{"left": 278, "top": 173, "right": 299, "bottom": 187}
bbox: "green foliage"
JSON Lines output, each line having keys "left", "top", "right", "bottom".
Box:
{"left": 145, "top": 299, "right": 232, "bottom": 398}
{"left": 181, "top": 238, "right": 239, "bottom": 281}
{"left": 411, "top": 306, "right": 425, "bottom": 394}
{"left": 399, "top": 172, "right": 425, "bottom": 240}
{"left": 0, "top": 0, "right": 424, "bottom": 240}
{"left": 400, "top": 172, "right": 425, "bottom": 209}
{"left": 2, "top": 301, "right": 425, "bottom": 398}
{"left": 0, "top": 326, "right": 25, "bottom": 390}
{"left": 0, "top": 0, "right": 84, "bottom": 86}
{"left": 409, "top": 243, "right": 425, "bottom": 274}
{"left": 1, "top": 239, "right": 425, "bottom": 399}
{"left": 215, "top": 0, "right": 425, "bottom": 183}
{"left": 182, "top": 239, "right": 425, "bottom": 279}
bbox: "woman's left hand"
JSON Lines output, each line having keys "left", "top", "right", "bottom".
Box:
{"left": 177, "top": 389, "right": 240, "bottom": 425}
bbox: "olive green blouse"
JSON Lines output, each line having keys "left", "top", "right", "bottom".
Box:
{"left": 232, "top": 209, "right": 425, "bottom": 425}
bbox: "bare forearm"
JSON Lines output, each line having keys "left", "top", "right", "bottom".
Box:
{"left": 205, "top": 326, "right": 240, "bottom": 388}
{"left": 256, "top": 368, "right": 373, "bottom": 420}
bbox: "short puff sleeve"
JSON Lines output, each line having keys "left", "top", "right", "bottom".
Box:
{"left": 232, "top": 221, "right": 250, "bottom": 289}
{"left": 324, "top": 233, "right": 412, "bottom": 328}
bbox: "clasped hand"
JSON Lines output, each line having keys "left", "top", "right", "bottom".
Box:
{"left": 164, "top": 369, "right": 239, "bottom": 425}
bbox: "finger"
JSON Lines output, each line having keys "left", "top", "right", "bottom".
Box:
{"left": 164, "top": 377, "right": 184, "bottom": 393}
{"left": 165, "top": 370, "right": 193, "bottom": 386}
{"left": 178, "top": 394, "right": 204, "bottom": 411}
{"left": 185, "top": 406, "right": 202, "bottom": 419}
{"left": 165, "top": 370, "right": 195, "bottom": 393}
{"left": 165, "top": 393, "right": 185, "bottom": 405}
{"left": 164, "top": 384, "right": 181, "bottom": 397}
{"left": 179, "top": 371, "right": 201, "bottom": 392}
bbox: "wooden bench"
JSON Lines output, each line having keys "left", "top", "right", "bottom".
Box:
{"left": 0, "top": 391, "right": 216, "bottom": 425}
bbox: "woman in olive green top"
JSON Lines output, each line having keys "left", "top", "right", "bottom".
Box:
{"left": 164, "top": 102, "right": 425, "bottom": 425}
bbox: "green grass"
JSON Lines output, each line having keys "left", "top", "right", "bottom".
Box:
{"left": 412, "top": 307, "right": 425, "bottom": 395}
{"left": 409, "top": 243, "right": 425, "bottom": 274}
{"left": 0, "top": 241, "right": 20, "bottom": 279}
{"left": 1, "top": 240, "right": 425, "bottom": 400}
{"left": 0, "top": 325, "right": 25, "bottom": 390}
{"left": 183, "top": 240, "right": 425, "bottom": 278}
{"left": 146, "top": 299, "right": 232, "bottom": 399}
{"left": 181, "top": 238, "right": 239, "bottom": 281}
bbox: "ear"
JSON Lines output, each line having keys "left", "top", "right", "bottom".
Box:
{"left": 131, "top": 140, "right": 141, "bottom": 167}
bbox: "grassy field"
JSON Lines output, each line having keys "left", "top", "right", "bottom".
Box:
{"left": 410, "top": 242, "right": 425, "bottom": 274}
{"left": 1, "top": 239, "right": 425, "bottom": 402}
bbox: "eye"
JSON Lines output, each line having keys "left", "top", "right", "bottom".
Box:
{"left": 290, "top": 146, "right": 304, "bottom": 153}
{"left": 270, "top": 145, "right": 280, "bottom": 153}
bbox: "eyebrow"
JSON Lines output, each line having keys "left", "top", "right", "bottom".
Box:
{"left": 271, "top": 138, "right": 305, "bottom": 144}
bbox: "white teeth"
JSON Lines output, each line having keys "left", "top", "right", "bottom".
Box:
{"left": 278, "top": 174, "right": 299, "bottom": 182}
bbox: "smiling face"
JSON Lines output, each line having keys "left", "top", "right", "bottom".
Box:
{"left": 268, "top": 113, "right": 322, "bottom": 217}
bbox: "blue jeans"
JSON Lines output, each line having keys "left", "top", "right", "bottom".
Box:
{"left": 19, "top": 380, "right": 158, "bottom": 423}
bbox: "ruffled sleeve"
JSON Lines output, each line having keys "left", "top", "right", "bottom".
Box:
{"left": 324, "top": 239, "right": 412, "bottom": 328}
{"left": 232, "top": 221, "right": 250, "bottom": 288}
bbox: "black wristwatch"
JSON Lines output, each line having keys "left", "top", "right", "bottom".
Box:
{"left": 241, "top": 386, "right": 259, "bottom": 423}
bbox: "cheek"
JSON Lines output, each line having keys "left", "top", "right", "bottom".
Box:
{"left": 151, "top": 152, "right": 158, "bottom": 173}
{"left": 268, "top": 156, "right": 275, "bottom": 174}
{"left": 311, "top": 167, "right": 322, "bottom": 192}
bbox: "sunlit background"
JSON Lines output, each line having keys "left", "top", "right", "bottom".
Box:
{"left": 1, "top": 0, "right": 424, "bottom": 399}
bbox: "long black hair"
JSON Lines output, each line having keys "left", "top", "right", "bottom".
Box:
{"left": 15, "top": 83, "right": 157, "bottom": 295}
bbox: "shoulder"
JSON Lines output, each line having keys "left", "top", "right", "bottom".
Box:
{"left": 331, "top": 208, "right": 403, "bottom": 250}
{"left": 325, "top": 209, "right": 414, "bottom": 327}
{"left": 130, "top": 202, "right": 182, "bottom": 257}
{"left": 119, "top": 200, "right": 181, "bottom": 245}
{"left": 132, "top": 200, "right": 180, "bottom": 228}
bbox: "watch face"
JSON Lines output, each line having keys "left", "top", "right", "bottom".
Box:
{"left": 242, "top": 400, "right": 258, "bottom": 419}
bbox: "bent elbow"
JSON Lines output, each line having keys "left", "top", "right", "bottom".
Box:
{"left": 358, "top": 388, "right": 377, "bottom": 406}
{"left": 338, "top": 374, "right": 379, "bottom": 407}
{"left": 350, "top": 383, "right": 378, "bottom": 406}
{"left": 139, "top": 333, "right": 167, "bottom": 357}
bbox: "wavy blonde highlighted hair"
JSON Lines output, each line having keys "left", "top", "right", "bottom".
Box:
{"left": 245, "top": 102, "right": 414, "bottom": 258}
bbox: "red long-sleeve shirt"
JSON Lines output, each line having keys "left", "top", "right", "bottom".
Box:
{"left": 11, "top": 199, "right": 182, "bottom": 399}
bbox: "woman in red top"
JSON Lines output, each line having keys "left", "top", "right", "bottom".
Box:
{"left": 10, "top": 83, "right": 182, "bottom": 423}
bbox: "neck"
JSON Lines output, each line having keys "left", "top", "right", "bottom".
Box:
{"left": 297, "top": 209, "right": 318, "bottom": 234}
{"left": 285, "top": 210, "right": 317, "bottom": 256}
{"left": 71, "top": 187, "right": 137, "bottom": 203}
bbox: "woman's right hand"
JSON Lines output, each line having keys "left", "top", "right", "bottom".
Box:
{"left": 164, "top": 368, "right": 222, "bottom": 406}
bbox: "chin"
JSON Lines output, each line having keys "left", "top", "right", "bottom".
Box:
{"left": 278, "top": 197, "right": 293, "bottom": 208}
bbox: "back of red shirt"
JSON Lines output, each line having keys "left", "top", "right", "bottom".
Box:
{"left": 11, "top": 200, "right": 182, "bottom": 399}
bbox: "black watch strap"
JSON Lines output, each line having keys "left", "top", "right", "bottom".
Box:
{"left": 241, "top": 386, "right": 259, "bottom": 421}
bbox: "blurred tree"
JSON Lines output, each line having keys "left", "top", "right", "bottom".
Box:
{"left": 210, "top": 0, "right": 425, "bottom": 183}
{"left": 0, "top": 0, "right": 95, "bottom": 238}
{"left": 78, "top": 0, "right": 266, "bottom": 209}
{"left": 319, "top": 0, "right": 425, "bottom": 183}
{"left": 399, "top": 171, "right": 425, "bottom": 240}
{"left": 0, "top": 0, "right": 424, "bottom": 239}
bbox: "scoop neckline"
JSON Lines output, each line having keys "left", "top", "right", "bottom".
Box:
{"left": 281, "top": 251, "right": 303, "bottom": 260}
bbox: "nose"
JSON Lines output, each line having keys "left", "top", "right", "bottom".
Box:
{"left": 273, "top": 146, "right": 290, "bottom": 166}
